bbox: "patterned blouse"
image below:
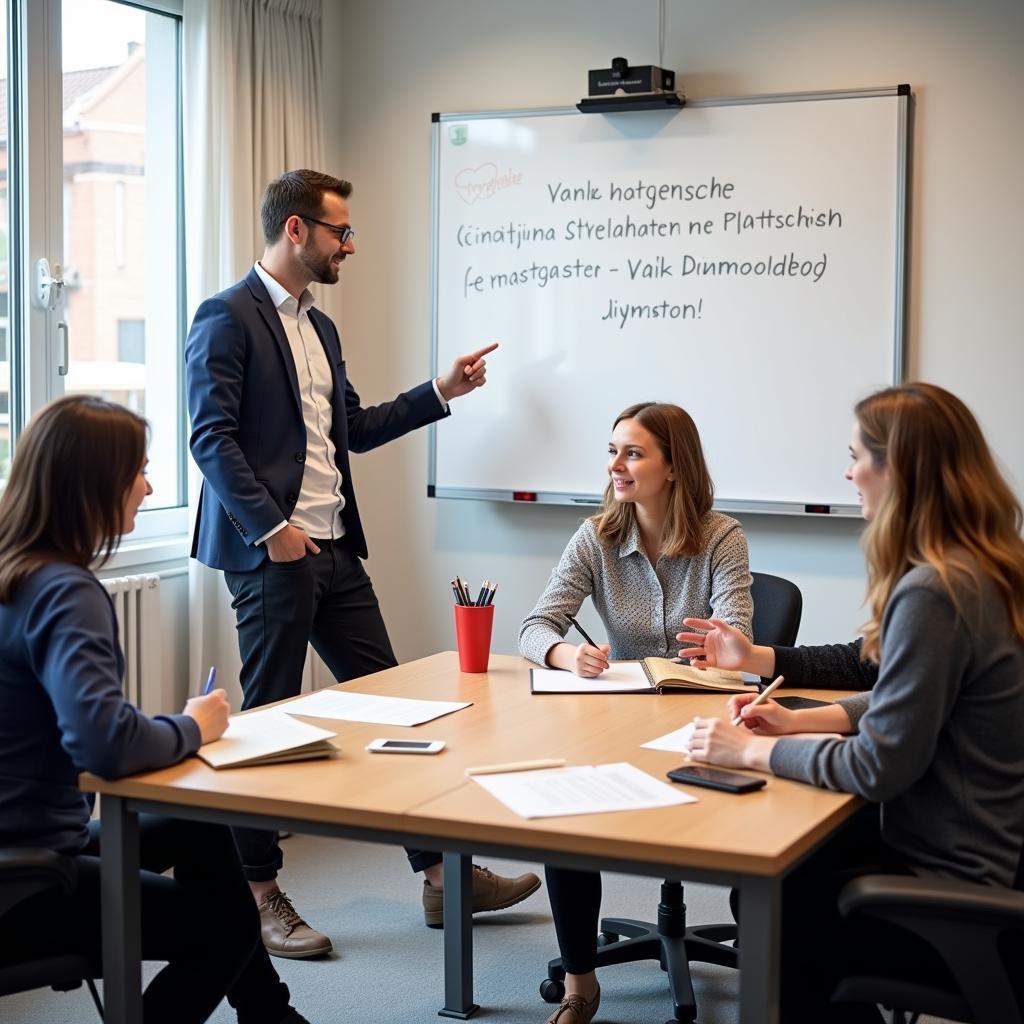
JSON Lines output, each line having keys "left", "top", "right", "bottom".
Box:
{"left": 519, "top": 511, "right": 753, "bottom": 666}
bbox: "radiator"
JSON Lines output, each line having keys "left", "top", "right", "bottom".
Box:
{"left": 101, "top": 574, "right": 163, "bottom": 713}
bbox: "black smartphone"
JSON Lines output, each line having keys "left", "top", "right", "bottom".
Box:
{"left": 666, "top": 765, "right": 766, "bottom": 794}
{"left": 773, "top": 696, "right": 831, "bottom": 711}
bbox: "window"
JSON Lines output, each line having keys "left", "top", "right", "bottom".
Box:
{"left": 117, "top": 317, "right": 145, "bottom": 364}
{"left": 3, "top": 0, "right": 185, "bottom": 533}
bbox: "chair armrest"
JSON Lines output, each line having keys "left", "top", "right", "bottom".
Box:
{"left": 839, "top": 873, "right": 1024, "bottom": 930}
{"left": 0, "top": 848, "right": 78, "bottom": 918}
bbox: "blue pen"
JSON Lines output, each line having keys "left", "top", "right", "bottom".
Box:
{"left": 203, "top": 666, "right": 217, "bottom": 696}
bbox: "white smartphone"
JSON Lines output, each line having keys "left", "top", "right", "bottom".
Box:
{"left": 365, "top": 738, "right": 446, "bottom": 755}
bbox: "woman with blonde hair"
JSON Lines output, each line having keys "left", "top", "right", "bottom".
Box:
{"left": 683, "top": 381, "right": 1024, "bottom": 1023}
{"left": 0, "top": 396, "right": 308, "bottom": 1024}
{"left": 520, "top": 401, "right": 752, "bottom": 1024}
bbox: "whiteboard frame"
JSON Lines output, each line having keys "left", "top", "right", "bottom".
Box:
{"left": 428, "top": 85, "right": 910, "bottom": 518}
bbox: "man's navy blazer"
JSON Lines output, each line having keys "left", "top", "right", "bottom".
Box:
{"left": 185, "top": 267, "right": 448, "bottom": 572}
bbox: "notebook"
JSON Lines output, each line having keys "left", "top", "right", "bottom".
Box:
{"left": 198, "top": 708, "right": 340, "bottom": 769}
{"left": 530, "top": 658, "right": 759, "bottom": 695}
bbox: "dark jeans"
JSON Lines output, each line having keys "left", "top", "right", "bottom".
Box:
{"left": 0, "top": 816, "right": 292, "bottom": 1024}
{"left": 224, "top": 536, "right": 441, "bottom": 880}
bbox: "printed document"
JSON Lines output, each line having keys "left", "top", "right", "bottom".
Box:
{"left": 472, "top": 761, "right": 697, "bottom": 818}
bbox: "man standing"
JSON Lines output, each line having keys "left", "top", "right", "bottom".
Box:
{"left": 186, "top": 170, "right": 539, "bottom": 958}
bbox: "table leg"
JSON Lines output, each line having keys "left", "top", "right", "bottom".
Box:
{"left": 100, "top": 795, "right": 142, "bottom": 1024}
{"left": 438, "top": 851, "right": 479, "bottom": 1019}
{"left": 738, "top": 875, "right": 781, "bottom": 1024}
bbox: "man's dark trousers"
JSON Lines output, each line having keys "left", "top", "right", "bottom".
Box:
{"left": 224, "top": 536, "right": 442, "bottom": 879}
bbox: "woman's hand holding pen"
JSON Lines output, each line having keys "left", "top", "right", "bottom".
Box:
{"left": 573, "top": 642, "right": 611, "bottom": 678}
{"left": 184, "top": 690, "right": 230, "bottom": 745}
{"left": 727, "top": 692, "right": 795, "bottom": 735}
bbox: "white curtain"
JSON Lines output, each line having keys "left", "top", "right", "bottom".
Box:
{"left": 183, "top": 0, "right": 324, "bottom": 701}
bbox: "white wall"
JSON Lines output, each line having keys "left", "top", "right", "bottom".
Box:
{"left": 315, "top": 0, "right": 1023, "bottom": 660}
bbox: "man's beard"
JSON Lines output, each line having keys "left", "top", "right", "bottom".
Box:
{"left": 299, "top": 243, "right": 341, "bottom": 284}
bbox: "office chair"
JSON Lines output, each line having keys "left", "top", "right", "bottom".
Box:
{"left": 0, "top": 848, "right": 104, "bottom": 1020}
{"left": 541, "top": 571, "right": 803, "bottom": 1023}
{"left": 830, "top": 838, "right": 1024, "bottom": 1024}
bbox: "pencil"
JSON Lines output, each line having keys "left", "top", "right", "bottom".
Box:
{"left": 465, "top": 758, "right": 567, "bottom": 776}
{"left": 732, "top": 674, "right": 785, "bottom": 726}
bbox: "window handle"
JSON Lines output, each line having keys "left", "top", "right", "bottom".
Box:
{"left": 34, "top": 258, "right": 64, "bottom": 310}
{"left": 57, "top": 320, "right": 69, "bottom": 376}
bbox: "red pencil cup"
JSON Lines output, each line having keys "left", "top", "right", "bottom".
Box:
{"left": 453, "top": 604, "right": 495, "bottom": 673}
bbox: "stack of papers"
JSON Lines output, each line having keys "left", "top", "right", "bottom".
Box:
{"left": 198, "top": 709, "right": 338, "bottom": 769}
{"left": 283, "top": 689, "right": 471, "bottom": 727}
{"left": 471, "top": 762, "right": 697, "bottom": 818}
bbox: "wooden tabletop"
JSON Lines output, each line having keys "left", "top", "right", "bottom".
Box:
{"left": 82, "top": 652, "right": 861, "bottom": 877}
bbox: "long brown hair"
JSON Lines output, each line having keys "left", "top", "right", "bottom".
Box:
{"left": 0, "top": 395, "right": 147, "bottom": 602}
{"left": 592, "top": 402, "right": 714, "bottom": 558}
{"left": 857, "top": 382, "right": 1024, "bottom": 661}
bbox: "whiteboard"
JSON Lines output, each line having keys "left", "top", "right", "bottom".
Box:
{"left": 430, "top": 87, "right": 909, "bottom": 516}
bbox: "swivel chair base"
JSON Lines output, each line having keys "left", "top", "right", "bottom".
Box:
{"left": 540, "top": 881, "right": 738, "bottom": 1024}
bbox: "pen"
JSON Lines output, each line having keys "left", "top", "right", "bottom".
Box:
{"left": 203, "top": 665, "right": 217, "bottom": 696}
{"left": 732, "top": 674, "right": 784, "bottom": 726}
{"left": 566, "top": 614, "right": 599, "bottom": 649}
{"left": 465, "top": 758, "right": 567, "bottom": 776}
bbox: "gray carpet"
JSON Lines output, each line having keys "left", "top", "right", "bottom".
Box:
{"left": 2, "top": 833, "right": 951, "bottom": 1024}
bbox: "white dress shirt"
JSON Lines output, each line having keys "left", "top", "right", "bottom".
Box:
{"left": 252, "top": 261, "right": 346, "bottom": 543}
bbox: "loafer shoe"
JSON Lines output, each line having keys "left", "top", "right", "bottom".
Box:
{"left": 545, "top": 987, "right": 600, "bottom": 1024}
{"left": 423, "top": 864, "right": 541, "bottom": 927}
{"left": 258, "top": 891, "right": 333, "bottom": 959}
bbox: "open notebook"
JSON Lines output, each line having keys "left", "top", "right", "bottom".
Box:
{"left": 530, "top": 658, "right": 759, "bottom": 695}
{"left": 198, "top": 708, "right": 339, "bottom": 769}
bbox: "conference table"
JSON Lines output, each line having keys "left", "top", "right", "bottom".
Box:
{"left": 82, "top": 652, "right": 861, "bottom": 1024}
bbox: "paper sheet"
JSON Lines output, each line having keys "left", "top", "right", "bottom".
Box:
{"left": 642, "top": 719, "right": 845, "bottom": 754}
{"left": 530, "top": 663, "right": 653, "bottom": 693}
{"left": 200, "top": 709, "right": 337, "bottom": 768}
{"left": 284, "top": 688, "right": 471, "bottom": 727}
{"left": 471, "top": 761, "right": 697, "bottom": 818}
{"left": 642, "top": 721, "right": 697, "bottom": 753}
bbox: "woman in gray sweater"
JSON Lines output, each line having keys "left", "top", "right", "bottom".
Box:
{"left": 524, "top": 401, "right": 752, "bottom": 1024}
{"left": 520, "top": 401, "right": 752, "bottom": 678}
{"left": 684, "top": 382, "right": 1024, "bottom": 1023}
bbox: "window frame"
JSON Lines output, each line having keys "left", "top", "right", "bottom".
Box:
{"left": 9, "top": 0, "right": 187, "bottom": 541}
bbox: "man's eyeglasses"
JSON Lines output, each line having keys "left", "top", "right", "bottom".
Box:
{"left": 300, "top": 216, "right": 356, "bottom": 245}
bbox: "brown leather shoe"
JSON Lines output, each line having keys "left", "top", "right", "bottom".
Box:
{"left": 422, "top": 864, "right": 542, "bottom": 927}
{"left": 258, "top": 890, "right": 333, "bottom": 959}
{"left": 545, "top": 987, "right": 600, "bottom": 1024}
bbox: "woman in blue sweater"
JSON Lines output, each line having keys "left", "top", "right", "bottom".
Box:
{"left": 0, "top": 396, "right": 307, "bottom": 1024}
{"left": 683, "top": 382, "right": 1024, "bottom": 1023}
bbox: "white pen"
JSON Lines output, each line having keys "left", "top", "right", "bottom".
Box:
{"left": 465, "top": 758, "right": 567, "bottom": 777}
{"left": 731, "top": 674, "right": 785, "bottom": 726}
